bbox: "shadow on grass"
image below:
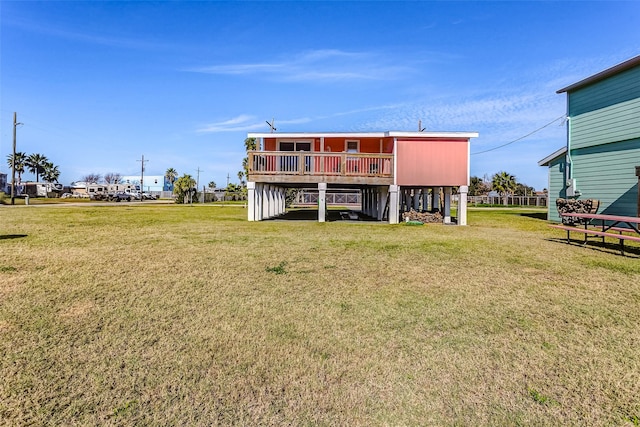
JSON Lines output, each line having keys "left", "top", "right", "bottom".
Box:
{"left": 267, "top": 209, "right": 379, "bottom": 222}
{"left": 520, "top": 212, "right": 548, "bottom": 221}
{"left": 547, "top": 237, "right": 640, "bottom": 258}
{"left": 0, "top": 234, "right": 28, "bottom": 240}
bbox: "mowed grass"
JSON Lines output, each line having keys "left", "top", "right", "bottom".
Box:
{"left": 1, "top": 205, "right": 639, "bottom": 426}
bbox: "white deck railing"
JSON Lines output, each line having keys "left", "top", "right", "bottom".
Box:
{"left": 248, "top": 151, "right": 393, "bottom": 178}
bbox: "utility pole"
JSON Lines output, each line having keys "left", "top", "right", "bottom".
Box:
{"left": 137, "top": 155, "right": 148, "bottom": 202}
{"left": 11, "top": 112, "right": 23, "bottom": 205}
{"left": 195, "top": 167, "right": 202, "bottom": 203}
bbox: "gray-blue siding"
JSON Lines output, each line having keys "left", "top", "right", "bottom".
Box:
{"left": 571, "top": 98, "right": 640, "bottom": 150}
{"left": 571, "top": 138, "right": 640, "bottom": 217}
{"left": 569, "top": 65, "right": 640, "bottom": 116}
{"left": 547, "top": 156, "right": 567, "bottom": 222}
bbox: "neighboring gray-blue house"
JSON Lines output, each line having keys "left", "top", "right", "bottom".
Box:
{"left": 539, "top": 55, "right": 640, "bottom": 222}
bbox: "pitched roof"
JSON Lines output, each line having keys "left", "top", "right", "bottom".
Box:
{"left": 537, "top": 147, "right": 567, "bottom": 166}
{"left": 557, "top": 55, "right": 640, "bottom": 94}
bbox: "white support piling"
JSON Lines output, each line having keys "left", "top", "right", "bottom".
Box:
{"left": 458, "top": 185, "right": 468, "bottom": 226}
{"left": 318, "top": 183, "right": 327, "bottom": 222}
{"left": 362, "top": 188, "right": 368, "bottom": 216}
{"left": 247, "top": 182, "right": 257, "bottom": 221}
{"left": 278, "top": 187, "right": 285, "bottom": 215}
{"left": 378, "top": 186, "right": 389, "bottom": 221}
{"left": 255, "top": 183, "right": 263, "bottom": 221}
{"left": 443, "top": 186, "right": 452, "bottom": 224}
{"left": 268, "top": 186, "right": 276, "bottom": 218}
{"left": 422, "top": 187, "right": 430, "bottom": 211}
{"left": 372, "top": 188, "right": 379, "bottom": 218}
{"left": 262, "top": 184, "right": 270, "bottom": 219}
{"left": 388, "top": 185, "right": 400, "bottom": 224}
{"left": 433, "top": 187, "right": 440, "bottom": 212}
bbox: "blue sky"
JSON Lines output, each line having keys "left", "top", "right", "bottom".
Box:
{"left": 1, "top": 1, "right": 639, "bottom": 190}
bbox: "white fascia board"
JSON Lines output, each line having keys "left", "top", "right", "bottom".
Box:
{"left": 247, "top": 132, "right": 386, "bottom": 139}
{"left": 537, "top": 147, "right": 567, "bottom": 166}
{"left": 248, "top": 131, "right": 479, "bottom": 139}
{"left": 387, "top": 131, "right": 479, "bottom": 139}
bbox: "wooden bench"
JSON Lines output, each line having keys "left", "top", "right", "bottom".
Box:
{"left": 549, "top": 224, "right": 640, "bottom": 255}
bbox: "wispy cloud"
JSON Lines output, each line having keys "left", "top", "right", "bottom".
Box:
{"left": 8, "top": 17, "right": 174, "bottom": 50}
{"left": 196, "top": 104, "right": 402, "bottom": 133}
{"left": 196, "top": 115, "right": 264, "bottom": 133}
{"left": 188, "top": 49, "right": 413, "bottom": 82}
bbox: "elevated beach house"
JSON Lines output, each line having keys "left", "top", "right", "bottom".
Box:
{"left": 538, "top": 55, "right": 640, "bottom": 221}
{"left": 245, "top": 131, "right": 478, "bottom": 224}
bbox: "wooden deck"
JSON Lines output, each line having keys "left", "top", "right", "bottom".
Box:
{"left": 248, "top": 151, "right": 394, "bottom": 185}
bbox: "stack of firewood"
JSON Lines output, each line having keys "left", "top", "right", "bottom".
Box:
{"left": 556, "top": 198, "right": 599, "bottom": 224}
{"left": 402, "top": 209, "right": 443, "bottom": 224}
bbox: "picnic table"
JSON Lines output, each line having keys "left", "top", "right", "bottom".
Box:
{"left": 549, "top": 213, "right": 640, "bottom": 255}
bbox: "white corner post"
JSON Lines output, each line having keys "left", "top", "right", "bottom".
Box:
{"left": 247, "top": 181, "right": 257, "bottom": 221}
{"left": 443, "top": 186, "right": 452, "bottom": 224}
{"left": 458, "top": 185, "right": 468, "bottom": 226}
{"left": 388, "top": 185, "right": 400, "bottom": 224}
{"left": 318, "top": 183, "right": 327, "bottom": 222}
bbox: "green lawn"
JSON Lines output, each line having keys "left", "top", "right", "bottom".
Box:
{"left": 1, "top": 205, "right": 639, "bottom": 425}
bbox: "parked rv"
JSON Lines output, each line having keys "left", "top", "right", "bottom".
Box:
{"left": 18, "top": 182, "right": 64, "bottom": 198}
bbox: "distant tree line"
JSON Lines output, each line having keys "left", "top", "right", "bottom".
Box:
{"left": 6, "top": 152, "right": 61, "bottom": 184}
{"left": 80, "top": 173, "right": 124, "bottom": 184}
{"left": 469, "top": 172, "right": 539, "bottom": 205}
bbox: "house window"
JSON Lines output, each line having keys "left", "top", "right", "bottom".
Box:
{"left": 345, "top": 140, "right": 360, "bottom": 173}
{"left": 279, "top": 141, "right": 312, "bottom": 152}
{"left": 346, "top": 140, "right": 359, "bottom": 153}
{"left": 278, "top": 140, "right": 313, "bottom": 172}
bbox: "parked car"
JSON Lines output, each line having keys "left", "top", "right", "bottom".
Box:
{"left": 142, "top": 192, "right": 156, "bottom": 200}
{"left": 109, "top": 192, "right": 131, "bottom": 202}
{"left": 89, "top": 193, "right": 108, "bottom": 201}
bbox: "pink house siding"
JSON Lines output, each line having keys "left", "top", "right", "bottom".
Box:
{"left": 396, "top": 139, "right": 469, "bottom": 186}
{"left": 246, "top": 131, "right": 477, "bottom": 224}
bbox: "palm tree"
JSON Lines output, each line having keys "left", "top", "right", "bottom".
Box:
{"left": 208, "top": 181, "right": 216, "bottom": 190}
{"left": 6, "top": 152, "right": 27, "bottom": 183}
{"left": 173, "top": 173, "right": 196, "bottom": 204}
{"left": 492, "top": 171, "right": 517, "bottom": 206}
{"left": 41, "top": 162, "right": 61, "bottom": 183}
{"left": 165, "top": 168, "right": 178, "bottom": 190}
{"left": 243, "top": 137, "right": 258, "bottom": 179}
{"left": 26, "top": 153, "right": 48, "bottom": 182}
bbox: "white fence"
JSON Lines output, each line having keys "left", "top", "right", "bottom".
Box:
{"left": 466, "top": 195, "right": 548, "bottom": 207}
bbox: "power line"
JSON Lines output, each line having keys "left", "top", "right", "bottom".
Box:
{"left": 471, "top": 115, "right": 566, "bottom": 155}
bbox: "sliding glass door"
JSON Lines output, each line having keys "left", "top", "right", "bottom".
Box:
{"left": 279, "top": 141, "right": 312, "bottom": 172}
